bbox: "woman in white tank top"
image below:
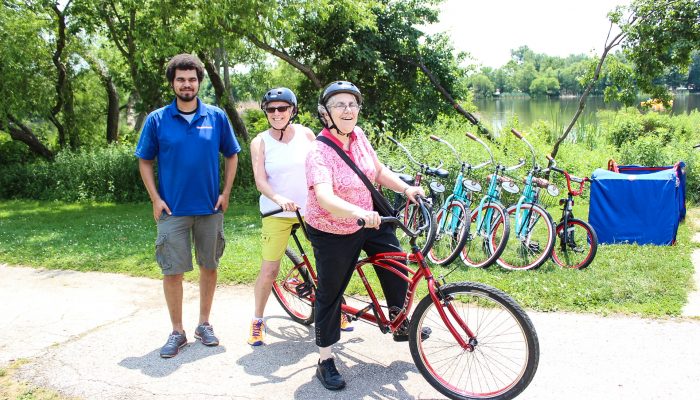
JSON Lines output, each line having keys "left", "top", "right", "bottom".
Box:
{"left": 248, "top": 88, "right": 317, "bottom": 346}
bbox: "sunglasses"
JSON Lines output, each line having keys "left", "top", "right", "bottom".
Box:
{"left": 265, "top": 105, "right": 292, "bottom": 114}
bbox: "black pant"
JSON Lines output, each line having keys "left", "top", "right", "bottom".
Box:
{"left": 306, "top": 223, "right": 408, "bottom": 347}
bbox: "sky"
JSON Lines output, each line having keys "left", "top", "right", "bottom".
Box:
{"left": 423, "top": 0, "right": 632, "bottom": 68}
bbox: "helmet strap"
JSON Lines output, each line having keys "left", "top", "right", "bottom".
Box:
{"left": 323, "top": 105, "right": 354, "bottom": 136}
{"left": 268, "top": 107, "right": 296, "bottom": 141}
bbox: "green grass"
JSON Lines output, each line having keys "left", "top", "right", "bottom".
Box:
{"left": 0, "top": 200, "right": 696, "bottom": 317}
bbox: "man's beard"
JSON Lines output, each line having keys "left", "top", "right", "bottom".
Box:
{"left": 176, "top": 90, "right": 197, "bottom": 102}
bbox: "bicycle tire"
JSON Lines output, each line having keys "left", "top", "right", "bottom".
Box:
{"left": 271, "top": 247, "right": 315, "bottom": 325}
{"left": 461, "top": 202, "right": 509, "bottom": 268}
{"left": 427, "top": 200, "right": 470, "bottom": 266}
{"left": 409, "top": 282, "right": 539, "bottom": 400}
{"left": 552, "top": 218, "right": 598, "bottom": 269}
{"left": 497, "top": 203, "right": 555, "bottom": 271}
{"left": 396, "top": 201, "right": 437, "bottom": 256}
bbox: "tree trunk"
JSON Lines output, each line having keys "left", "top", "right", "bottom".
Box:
{"left": 50, "top": 3, "right": 68, "bottom": 148}
{"left": 65, "top": 79, "right": 79, "bottom": 149}
{"left": 407, "top": 56, "right": 494, "bottom": 140}
{"left": 550, "top": 25, "right": 627, "bottom": 159}
{"left": 84, "top": 53, "right": 120, "bottom": 143}
{"left": 201, "top": 54, "right": 250, "bottom": 142}
{"left": 3, "top": 114, "right": 54, "bottom": 160}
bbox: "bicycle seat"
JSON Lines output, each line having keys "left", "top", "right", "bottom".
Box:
{"left": 397, "top": 173, "right": 414, "bottom": 185}
{"left": 426, "top": 167, "right": 449, "bottom": 178}
{"left": 526, "top": 176, "right": 551, "bottom": 189}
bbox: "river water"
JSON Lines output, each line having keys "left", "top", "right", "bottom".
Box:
{"left": 472, "top": 92, "right": 700, "bottom": 137}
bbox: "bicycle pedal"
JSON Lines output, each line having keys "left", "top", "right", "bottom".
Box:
{"left": 295, "top": 282, "right": 314, "bottom": 298}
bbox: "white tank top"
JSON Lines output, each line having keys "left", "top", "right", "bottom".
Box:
{"left": 259, "top": 124, "right": 312, "bottom": 218}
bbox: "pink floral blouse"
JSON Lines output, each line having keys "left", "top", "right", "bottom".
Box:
{"left": 305, "top": 127, "right": 378, "bottom": 234}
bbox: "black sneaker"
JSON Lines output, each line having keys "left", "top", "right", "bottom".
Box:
{"left": 160, "top": 330, "right": 187, "bottom": 358}
{"left": 194, "top": 322, "right": 219, "bottom": 346}
{"left": 316, "top": 358, "right": 346, "bottom": 390}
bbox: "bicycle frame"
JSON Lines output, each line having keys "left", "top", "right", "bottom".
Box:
{"left": 270, "top": 202, "right": 475, "bottom": 349}
{"left": 511, "top": 130, "right": 549, "bottom": 238}
{"left": 547, "top": 155, "right": 590, "bottom": 245}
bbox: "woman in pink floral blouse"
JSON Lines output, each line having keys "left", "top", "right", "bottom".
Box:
{"left": 305, "top": 81, "right": 424, "bottom": 391}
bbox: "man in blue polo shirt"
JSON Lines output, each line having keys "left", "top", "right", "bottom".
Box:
{"left": 135, "top": 53, "right": 241, "bottom": 358}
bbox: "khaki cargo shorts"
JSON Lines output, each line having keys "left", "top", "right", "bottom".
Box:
{"left": 155, "top": 212, "right": 225, "bottom": 275}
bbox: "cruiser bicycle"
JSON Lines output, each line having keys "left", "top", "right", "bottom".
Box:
{"left": 264, "top": 198, "right": 539, "bottom": 400}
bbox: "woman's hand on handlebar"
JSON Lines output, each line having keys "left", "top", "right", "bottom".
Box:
{"left": 404, "top": 185, "right": 426, "bottom": 203}
{"left": 354, "top": 209, "right": 381, "bottom": 229}
{"left": 272, "top": 194, "right": 299, "bottom": 212}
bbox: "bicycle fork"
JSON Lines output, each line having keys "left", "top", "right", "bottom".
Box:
{"left": 427, "top": 280, "right": 477, "bottom": 351}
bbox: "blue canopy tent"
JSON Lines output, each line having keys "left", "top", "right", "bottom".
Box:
{"left": 588, "top": 162, "right": 686, "bottom": 245}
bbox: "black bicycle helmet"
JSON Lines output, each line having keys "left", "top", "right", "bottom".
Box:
{"left": 261, "top": 87, "right": 298, "bottom": 140}
{"left": 261, "top": 87, "right": 298, "bottom": 117}
{"left": 319, "top": 81, "right": 363, "bottom": 106}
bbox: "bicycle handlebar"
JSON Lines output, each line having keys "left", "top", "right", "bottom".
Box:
{"left": 546, "top": 157, "right": 589, "bottom": 196}
{"left": 357, "top": 196, "right": 431, "bottom": 238}
{"left": 464, "top": 131, "right": 494, "bottom": 168}
{"left": 388, "top": 165, "right": 407, "bottom": 173}
{"left": 388, "top": 135, "right": 442, "bottom": 173}
{"left": 429, "top": 134, "right": 461, "bottom": 164}
{"left": 261, "top": 207, "right": 302, "bottom": 219}
{"left": 505, "top": 158, "right": 526, "bottom": 172}
{"left": 511, "top": 129, "right": 538, "bottom": 170}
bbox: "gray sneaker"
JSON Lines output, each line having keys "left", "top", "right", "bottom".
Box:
{"left": 194, "top": 322, "right": 219, "bottom": 346}
{"left": 160, "top": 330, "right": 187, "bottom": 358}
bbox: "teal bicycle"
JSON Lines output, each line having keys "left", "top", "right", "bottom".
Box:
{"left": 497, "top": 129, "right": 557, "bottom": 271}
{"left": 428, "top": 132, "right": 511, "bottom": 268}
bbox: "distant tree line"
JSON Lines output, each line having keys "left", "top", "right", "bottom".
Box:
{"left": 467, "top": 47, "right": 700, "bottom": 98}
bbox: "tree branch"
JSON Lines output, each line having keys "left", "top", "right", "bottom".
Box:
{"left": 3, "top": 114, "right": 54, "bottom": 160}
{"left": 405, "top": 56, "right": 494, "bottom": 140}
{"left": 551, "top": 28, "right": 627, "bottom": 158}
{"left": 244, "top": 33, "right": 323, "bottom": 89}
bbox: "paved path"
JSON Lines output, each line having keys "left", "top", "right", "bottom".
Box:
{"left": 2, "top": 264, "right": 700, "bottom": 400}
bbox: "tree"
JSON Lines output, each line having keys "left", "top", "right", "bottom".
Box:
{"left": 0, "top": 1, "right": 56, "bottom": 159}
{"left": 551, "top": 0, "right": 700, "bottom": 158}
{"left": 468, "top": 73, "right": 496, "bottom": 97}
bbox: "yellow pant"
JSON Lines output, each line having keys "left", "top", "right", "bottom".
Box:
{"left": 261, "top": 216, "right": 301, "bottom": 261}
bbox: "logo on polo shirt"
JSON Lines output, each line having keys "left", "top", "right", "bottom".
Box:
{"left": 197, "top": 125, "right": 213, "bottom": 129}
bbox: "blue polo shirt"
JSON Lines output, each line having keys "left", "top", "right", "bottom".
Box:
{"left": 135, "top": 99, "right": 241, "bottom": 216}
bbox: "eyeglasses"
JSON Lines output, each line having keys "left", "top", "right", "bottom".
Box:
{"left": 265, "top": 105, "right": 291, "bottom": 114}
{"left": 329, "top": 102, "right": 361, "bottom": 112}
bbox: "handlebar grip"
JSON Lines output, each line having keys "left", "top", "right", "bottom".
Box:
{"left": 511, "top": 128, "right": 523, "bottom": 139}
{"left": 465, "top": 131, "right": 477, "bottom": 141}
{"left": 261, "top": 207, "right": 284, "bottom": 218}
{"left": 429, "top": 135, "right": 441, "bottom": 141}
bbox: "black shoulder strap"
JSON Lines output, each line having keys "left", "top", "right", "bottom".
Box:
{"left": 316, "top": 135, "right": 395, "bottom": 216}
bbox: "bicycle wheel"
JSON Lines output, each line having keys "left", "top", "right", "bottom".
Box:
{"left": 271, "top": 247, "right": 315, "bottom": 325}
{"left": 409, "top": 282, "right": 539, "bottom": 400}
{"left": 396, "top": 201, "right": 436, "bottom": 256}
{"left": 427, "top": 200, "right": 470, "bottom": 266}
{"left": 497, "top": 203, "right": 555, "bottom": 271}
{"left": 461, "top": 202, "right": 509, "bottom": 268}
{"left": 552, "top": 218, "right": 598, "bottom": 269}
